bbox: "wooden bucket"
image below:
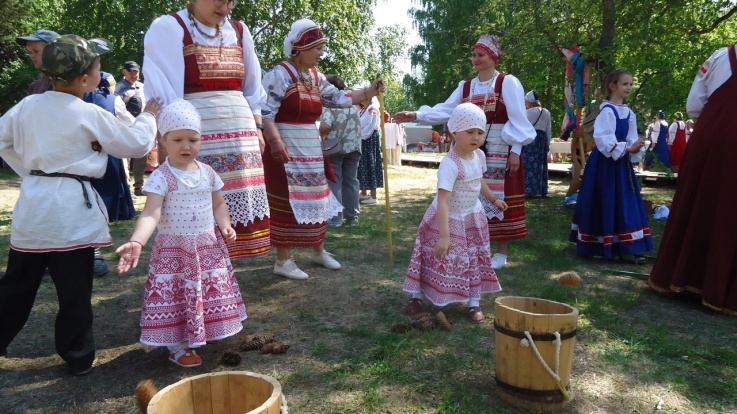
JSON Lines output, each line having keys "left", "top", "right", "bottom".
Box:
{"left": 494, "top": 296, "right": 579, "bottom": 411}
{"left": 147, "top": 371, "right": 282, "bottom": 414}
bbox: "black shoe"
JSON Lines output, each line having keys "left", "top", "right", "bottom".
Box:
{"left": 70, "top": 358, "right": 97, "bottom": 376}
{"left": 93, "top": 257, "right": 109, "bottom": 278}
{"left": 0, "top": 348, "right": 7, "bottom": 357}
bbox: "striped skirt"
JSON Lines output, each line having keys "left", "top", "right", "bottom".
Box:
{"left": 263, "top": 123, "right": 342, "bottom": 248}
{"left": 186, "top": 91, "right": 271, "bottom": 259}
{"left": 484, "top": 125, "right": 527, "bottom": 241}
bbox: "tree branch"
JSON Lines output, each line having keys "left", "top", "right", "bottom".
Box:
{"left": 687, "top": 5, "right": 737, "bottom": 35}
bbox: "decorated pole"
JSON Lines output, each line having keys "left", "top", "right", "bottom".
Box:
{"left": 377, "top": 91, "right": 394, "bottom": 264}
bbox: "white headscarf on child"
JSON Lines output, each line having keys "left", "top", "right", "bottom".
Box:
{"left": 447, "top": 103, "right": 487, "bottom": 133}
{"left": 158, "top": 99, "right": 201, "bottom": 136}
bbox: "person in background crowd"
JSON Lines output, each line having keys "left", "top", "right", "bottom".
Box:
{"left": 521, "top": 90, "right": 552, "bottom": 197}
{"left": 644, "top": 111, "right": 670, "bottom": 170}
{"left": 115, "top": 60, "right": 149, "bottom": 196}
{"left": 685, "top": 119, "right": 694, "bottom": 143}
{"left": 16, "top": 30, "right": 60, "bottom": 95}
{"left": 320, "top": 74, "right": 362, "bottom": 227}
{"left": 668, "top": 111, "right": 687, "bottom": 173}
{"left": 358, "top": 96, "right": 384, "bottom": 205}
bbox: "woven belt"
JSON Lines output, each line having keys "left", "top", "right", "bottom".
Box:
{"left": 29, "top": 170, "right": 93, "bottom": 208}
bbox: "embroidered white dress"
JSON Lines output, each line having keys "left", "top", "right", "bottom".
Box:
{"left": 404, "top": 149, "right": 502, "bottom": 306}
{"left": 139, "top": 160, "right": 246, "bottom": 348}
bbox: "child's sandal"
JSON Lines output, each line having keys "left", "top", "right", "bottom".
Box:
{"left": 468, "top": 306, "right": 485, "bottom": 324}
{"left": 404, "top": 298, "right": 424, "bottom": 316}
{"left": 169, "top": 348, "right": 202, "bottom": 368}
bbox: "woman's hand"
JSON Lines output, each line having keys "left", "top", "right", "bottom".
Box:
{"left": 143, "top": 97, "right": 163, "bottom": 119}
{"left": 392, "top": 111, "right": 417, "bottom": 123}
{"left": 507, "top": 152, "right": 521, "bottom": 176}
{"left": 256, "top": 129, "right": 265, "bottom": 154}
{"left": 493, "top": 198, "right": 508, "bottom": 211}
{"left": 434, "top": 235, "right": 451, "bottom": 259}
{"left": 269, "top": 138, "right": 291, "bottom": 163}
{"left": 221, "top": 226, "right": 237, "bottom": 243}
{"left": 115, "top": 241, "right": 143, "bottom": 274}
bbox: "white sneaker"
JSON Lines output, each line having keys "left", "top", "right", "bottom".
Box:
{"left": 360, "top": 197, "right": 377, "bottom": 205}
{"left": 359, "top": 194, "right": 371, "bottom": 201}
{"left": 491, "top": 253, "right": 507, "bottom": 269}
{"left": 273, "top": 259, "right": 309, "bottom": 280}
{"left": 310, "top": 250, "right": 342, "bottom": 270}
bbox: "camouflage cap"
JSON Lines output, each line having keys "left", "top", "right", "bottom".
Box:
{"left": 41, "top": 34, "right": 113, "bottom": 82}
{"left": 16, "top": 29, "right": 60, "bottom": 46}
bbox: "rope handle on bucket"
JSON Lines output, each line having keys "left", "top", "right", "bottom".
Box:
{"left": 281, "top": 394, "right": 289, "bottom": 413}
{"left": 521, "top": 331, "right": 573, "bottom": 401}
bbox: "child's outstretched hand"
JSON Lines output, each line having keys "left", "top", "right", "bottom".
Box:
{"left": 434, "top": 236, "right": 451, "bottom": 259}
{"left": 221, "top": 226, "right": 237, "bottom": 243}
{"left": 493, "top": 198, "right": 508, "bottom": 211}
{"left": 116, "top": 241, "right": 143, "bottom": 273}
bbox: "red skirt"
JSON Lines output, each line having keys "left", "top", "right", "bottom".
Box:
{"left": 648, "top": 49, "right": 737, "bottom": 316}
{"left": 489, "top": 164, "right": 527, "bottom": 241}
{"left": 263, "top": 141, "right": 327, "bottom": 248}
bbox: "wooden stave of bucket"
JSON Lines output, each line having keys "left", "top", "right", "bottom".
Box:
{"left": 494, "top": 296, "right": 579, "bottom": 411}
{"left": 147, "top": 371, "right": 282, "bottom": 414}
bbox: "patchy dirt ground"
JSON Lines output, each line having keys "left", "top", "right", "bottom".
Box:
{"left": 1, "top": 165, "right": 729, "bottom": 414}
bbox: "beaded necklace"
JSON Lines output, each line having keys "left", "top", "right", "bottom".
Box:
{"left": 188, "top": 10, "right": 225, "bottom": 59}
{"left": 473, "top": 70, "right": 499, "bottom": 113}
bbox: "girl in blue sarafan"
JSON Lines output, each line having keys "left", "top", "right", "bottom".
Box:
{"left": 569, "top": 69, "right": 654, "bottom": 262}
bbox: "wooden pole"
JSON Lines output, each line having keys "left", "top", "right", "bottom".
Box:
{"left": 377, "top": 91, "right": 394, "bottom": 264}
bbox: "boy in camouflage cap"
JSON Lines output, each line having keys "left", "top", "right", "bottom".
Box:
{"left": 41, "top": 34, "right": 112, "bottom": 85}
{"left": 0, "top": 34, "right": 162, "bottom": 375}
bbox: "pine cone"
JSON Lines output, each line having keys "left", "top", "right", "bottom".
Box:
{"left": 241, "top": 333, "right": 276, "bottom": 351}
{"left": 254, "top": 333, "right": 275, "bottom": 344}
{"left": 261, "top": 342, "right": 290, "bottom": 354}
{"left": 270, "top": 343, "right": 290, "bottom": 354}
{"left": 220, "top": 351, "right": 242, "bottom": 367}
{"left": 391, "top": 322, "right": 412, "bottom": 333}
{"left": 435, "top": 311, "right": 453, "bottom": 331}
{"left": 409, "top": 312, "right": 433, "bottom": 321}
{"left": 241, "top": 338, "right": 265, "bottom": 351}
{"left": 411, "top": 317, "right": 437, "bottom": 331}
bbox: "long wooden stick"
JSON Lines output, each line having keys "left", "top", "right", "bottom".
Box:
{"left": 377, "top": 92, "right": 394, "bottom": 264}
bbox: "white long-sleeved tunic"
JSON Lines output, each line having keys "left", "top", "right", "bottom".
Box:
{"left": 0, "top": 92, "right": 157, "bottom": 251}
{"left": 686, "top": 44, "right": 736, "bottom": 118}
{"left": 142, "top": 9, "right": 267, "bottom": 112}
{"left": 592, "top": 101, "right": 645, "bottom": 163}
{"left": 415, "top": 75, "right": 535, "bottom": 154}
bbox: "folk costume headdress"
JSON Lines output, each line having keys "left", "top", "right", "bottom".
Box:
{"left": 448, "top": 103, "right": 487, "bottom": 133}
{"left": 283, "top": 19, "right": 326, "bottom": 57}
{"left": 474, "top": 35, "right": 501, "bottom": 63}
{"left": 159, "top": 100, "right": 202, "bottom": 136}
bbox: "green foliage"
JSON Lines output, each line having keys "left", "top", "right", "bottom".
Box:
{"left": 1, "top": 0, "right": 403, "bottom": 114}
{"left": 408, "top": 0, "right": 737, "bottom": 134}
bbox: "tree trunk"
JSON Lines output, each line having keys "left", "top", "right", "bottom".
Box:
{"left": 598, "top": 0, "right": 616, "bottom": 89}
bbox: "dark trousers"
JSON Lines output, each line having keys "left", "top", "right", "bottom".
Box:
{"left": 0, "top": 247, "right": 96, "bottom": 374}
{"left": 131, "top": 156, "right": 148, "bottom": 189}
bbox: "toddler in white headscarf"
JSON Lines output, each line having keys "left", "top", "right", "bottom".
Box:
{"left": 116, "top": 100, "right": 246, "bottom": 368}
{"left": 402, "top": 103, "right": 508, "bottom": 324}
